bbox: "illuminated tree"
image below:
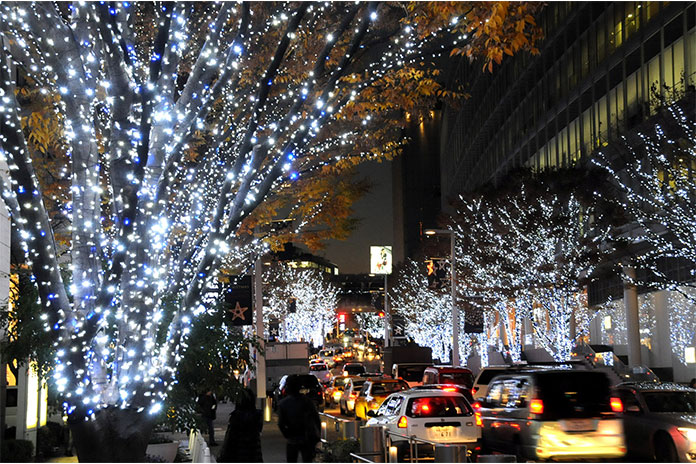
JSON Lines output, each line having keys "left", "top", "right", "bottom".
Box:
{"left": 354, "top": 311, "right": 383, "bottom": 339}
{"left": 451, "top": 170, "right": 613, "bottom": 362}
{"left": 0, "top": 2, "right": 541, "bottom": 460}
{"left": 390, "top": 259, "right": 454, "bottom": 363}
{"left": 264, "top": 264, "right": 338, "bottom": 347}
{"left": 594, "top": 103, "right": 696, "bottom": 296}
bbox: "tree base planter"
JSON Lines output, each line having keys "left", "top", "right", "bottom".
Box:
{"left": 146, "top": 442, "right": 179, "bottom": 463}
{"left": 69, "top": 408, "right": 154, "bottom": 462}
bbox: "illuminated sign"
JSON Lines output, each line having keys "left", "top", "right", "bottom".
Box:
{"left": 370, "top": 246, "right": 392, "bottom": 274}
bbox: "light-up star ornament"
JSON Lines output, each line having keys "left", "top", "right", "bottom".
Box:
{"left": 228, "top": 301, "right": 248, "bottom": 321}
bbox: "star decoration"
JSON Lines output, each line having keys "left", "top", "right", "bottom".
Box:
{"left": 228, "top": 301, "right": 248, "bottom": 321}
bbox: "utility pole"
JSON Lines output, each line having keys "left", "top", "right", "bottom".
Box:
{"left": 254, "top": 257, "right": 266, "bottom": 411}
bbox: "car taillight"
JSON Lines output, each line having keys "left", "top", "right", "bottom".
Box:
{"left": 472, "top": 401, "right": 481, "bottom": 411}
{"left": 397, "top": 416, "right": 408, "bottom": 428}
{"left": 474, "top": 412, "right": 482, "bottom": 427}
{"left": 610, "top": 397, "right": 623, "bottom": 413}
{"left": 529, "top": 398, "right": 544, "bottom": 415}
{"left": 350, "top": 392, "right": 358, "bottom": 399}
{"left": 443, "top": 387, "right": 457, "bottom": 392}
{"left": 472, "top": 387, "right": 478, "bottom": 393}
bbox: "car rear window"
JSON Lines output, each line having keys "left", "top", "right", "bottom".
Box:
{"left": 297, "top": 375, "right": 321, "bottom": 390}
{"left": 440, "top": 372, "right": 474, "bottom": 388}
{"left": 399, "top": 366, "right": 429, "bottom": 382}
{"left": 536, "top": 371, "right": 612, "bottom": 419}
{"left": 372, "top": 381, "right": 409, "bottom": 395}
{"left": 407, "top": 396, "right": 473, "bottom": 418}
{"left": 344, "top": 365, "right": 365, "bottom": 375}
{"left": 476, "top": 369, "right": 505, "bottom": 386}
{"left": 642, "top": 391, "right": 696, "bottom": 413}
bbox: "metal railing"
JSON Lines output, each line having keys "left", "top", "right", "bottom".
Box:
{"left": 383, "top": 429, "right": 468, "bottom": 463}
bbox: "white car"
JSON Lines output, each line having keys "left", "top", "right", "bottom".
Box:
{"left": 309, "top": 362, "right": 332, "bottom": 385}
{"left": 366, "top": 389, "right": 482, "bottom": 460}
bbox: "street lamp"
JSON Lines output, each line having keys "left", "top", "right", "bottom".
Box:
{"left": 424, "top": 228, "right": 460, "bottom": 366}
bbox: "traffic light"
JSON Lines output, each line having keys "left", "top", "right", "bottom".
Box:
{"left": 338, "top": 313, "right": 346, "bottom": 323}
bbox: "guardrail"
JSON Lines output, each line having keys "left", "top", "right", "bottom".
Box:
{"left": 384, "top": 429, "right": 468, "bottom": 463}
{"left": 319, "top": 411, "right": 361, "bottom": 441}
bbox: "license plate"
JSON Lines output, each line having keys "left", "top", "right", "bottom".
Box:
{"left": 560, "top": 419, "right": 596, "bottom": 432}
{"left": 299, "top": 388, "right": 309, "bottom": 394}
{"left": 432, "top": 426, "right": 454, "bottom": 439}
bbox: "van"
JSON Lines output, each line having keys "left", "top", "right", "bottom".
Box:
{"left": 422, "top": 366, "right": 474, "bottom": 389}
{"left": 392, "top": 363, "right": 432, "bottom": 388}
{"left": 479, "top": 369, "right": 626, "bottom": 461}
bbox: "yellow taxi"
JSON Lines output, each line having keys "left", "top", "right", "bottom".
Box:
{"left": 354, "top": 378, "right": 409, "bottom": 420}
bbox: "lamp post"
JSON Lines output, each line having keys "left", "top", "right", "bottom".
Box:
{"left": 425, "top": 229, "right": 460, "bottom": 366}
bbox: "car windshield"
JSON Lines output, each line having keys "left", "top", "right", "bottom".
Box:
{"left": 407, "top": 396, "right": 472, "bottom": 418}
{"left": 344, "top": 365, "right": 365, "bottom": 375}
{"left": 372, "top": 382, "right": 408, "bottom": 395}
{"left": 536, "top": 371, "right": 611, "bottom": 419}
{"left": 400, "top": 366, "right": 428, "bottom": 381}
{"left": 642, "top": 391, "right": 696, "bottom": 413}
{"left": 440, "top": 372, "right": 474, "bottom": 388}
{"left": 310, "top": 364, "right": 327, "bottom": 371}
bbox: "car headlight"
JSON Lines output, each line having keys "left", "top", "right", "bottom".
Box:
{"left": 678, "top": 427, "right": 696, "bottom": 443}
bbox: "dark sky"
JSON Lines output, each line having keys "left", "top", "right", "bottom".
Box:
{"left": 318, "top": 159, "right": 393, "bottom": 274}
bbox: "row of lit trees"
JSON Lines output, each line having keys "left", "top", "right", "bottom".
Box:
{"left": 0, "top": 2, "right": 543, "bottom": 460}
{"left": 392, "top": 102, "right": 696, "bottom": 365}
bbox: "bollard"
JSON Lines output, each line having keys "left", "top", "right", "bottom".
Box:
{"left": 359, "top": 426, "right": 384, "bottom": 462}
{"left": 388, "top": 445, "right": 398, "bottom": 463}
{"left": 434, "top": 443, "right": 467, "bottom": 463}
{"left": 321, "top": 421, "right": 328, "bottom": 441}
{"left": 341, "top": 420, "right": 360, "bottom": 439}
{"left": 264, "top": 397, "right": 272, "bottom": 422}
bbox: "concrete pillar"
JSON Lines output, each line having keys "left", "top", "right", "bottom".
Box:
{"left": 569, "top": 308, "right": 577, "bottom": 341}
{"left": 589, "top": 313, "right": 603, "bottom": 345}
{"left": 652, "top": 290, "right": 672, "bottom": 367}
{"left": 623, "top": 266, "right": 642, "bottom": 367}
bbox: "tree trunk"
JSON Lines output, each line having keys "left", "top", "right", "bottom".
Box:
{"left": 69, "top": 408, "right": 154, "bottom": 462}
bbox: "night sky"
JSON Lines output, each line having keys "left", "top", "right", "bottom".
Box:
{"left": 319, "top": 159, "right": 394, "bottom": 274}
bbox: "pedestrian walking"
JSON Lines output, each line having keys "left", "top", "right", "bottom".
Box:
{"left": 277, "top": 376, "right": 321, "bottom": 462}
{"left": 218, "top": 388, "right": 263, "bottom": 462}
{"left": 197, "top": 389, "right": 218, "bottom": 446}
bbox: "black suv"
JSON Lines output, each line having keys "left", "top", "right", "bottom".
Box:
{"left": 272, "top": 374, "right": 325, "bottom": 412}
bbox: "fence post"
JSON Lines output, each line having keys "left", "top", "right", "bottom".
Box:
{"left": 434, "top": 444, "right": 467, "bottom": 463}
{"left": 359, "top": 426, "right": 384, "bottom": 462}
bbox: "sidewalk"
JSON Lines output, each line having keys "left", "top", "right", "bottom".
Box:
{"left": 48, "top": 400, "right": 288, "bottom": 463}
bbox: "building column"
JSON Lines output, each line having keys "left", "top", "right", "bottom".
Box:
{"left": 623, "top": 266, "right": 642, "bottom": 367}
{"left": 652, "top": 290, "right": 672, "bottom": 367}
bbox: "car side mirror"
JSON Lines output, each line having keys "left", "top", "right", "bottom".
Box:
{"left": 367, "top": 410, "right": 377, "bottom": 417}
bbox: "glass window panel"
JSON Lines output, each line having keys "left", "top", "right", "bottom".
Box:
{"left": 673, "top": 38, "right": 685, "bottom": 89}
{"left": 616, "top": 84, "right": 625, "bottom": 130}
{"left": 664, "top": 46, "right": 675, "bottom": 91}
{"left": 626, "top": 3, "right": 639, "bottom": 39}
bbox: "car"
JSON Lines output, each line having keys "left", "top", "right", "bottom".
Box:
{"left": 324, "top": 376, "right": 349, "bottom": 406}
{"left": 471, "top": 366, "right": 515, "bottom": 401}
{"left": 339, "top": 376, "right": 368, "bottom": 416}
{"left": 366, "top": 389, "right": 482, "bottom": 461}
{"left": 392, "top": 363, "right": 432, "bottom": 388}
{"left": 272, "top": 374, "right": 325, "bottom": 412}
{"left": 318, "top": 349, "right": 337, "bottom": 368}
{"left": 354, "top": 378, "right": 410, "bottom": 420}
{"left": 478, "top": 369, "right": 626, "bottom": 461}
{"left": 422, "top": 366, "right": 475, "bottom": 389}
{"left": 341, "top": 362, "right": 366, "bottom": 377}
{"left": 309, "top": 362, "right": 332, "bottom": 385}
{"left": 412, "top": 384, "right": 475, "bottom": 404}
{"left": 613, "top": 381, "right": 696, "bottom": 462}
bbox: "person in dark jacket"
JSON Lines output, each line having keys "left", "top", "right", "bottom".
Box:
{"left": 218, "top": 388, "right": 264, "bottom": 462}
{"left": 197, "top": 390, "right": 218, "bottom": 446}
{"left": 277, "top": 376, "right": 321, "bottom": 462}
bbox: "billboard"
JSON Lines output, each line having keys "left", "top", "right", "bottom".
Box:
{"left": 370, "top": 246, "right": 392, "bottom": 274}
{"left": 222, "top": 276, "right": 253, "bottom": 326}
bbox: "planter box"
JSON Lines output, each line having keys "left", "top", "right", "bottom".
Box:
{"left": 146, "top": 442, "right": 179, "bottom": 463}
